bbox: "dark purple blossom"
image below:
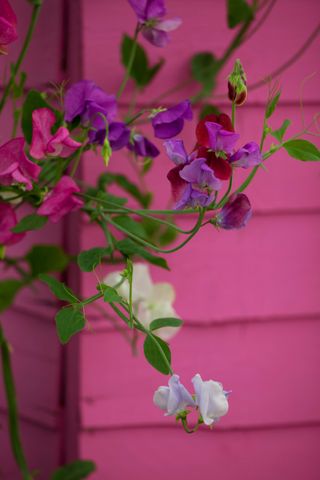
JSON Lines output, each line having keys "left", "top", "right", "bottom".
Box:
{"left": 205, "top": 122, "right": 239, "bottom": 154}
{"left": 216, "top": 193, "right": 252, "bottom": 230}
{"left": 64, "top": 80, "right": 117, "bottom": 124}
{"left": 89, "top": 122, "right": 130, "bottom": 151}
{"left": 152, "top": 100, "right": 192, "bottom": 139}
{"left": 128, "top": 133, "right": 160, "bottom": 158}
{"left": 229, "top": 142, "right": 262, "bottom": 169}
{"left": 128, "top": 0, "right": 181, "bottom": 47}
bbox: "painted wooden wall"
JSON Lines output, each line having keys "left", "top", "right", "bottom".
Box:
{"left": 78, "top": 1, "right": 320, "bottom": 479}
{"left": 0, "top": 1, "right": 319, "bottom": 479}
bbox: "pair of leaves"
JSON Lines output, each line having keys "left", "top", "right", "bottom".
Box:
{"left": 121, "top": 34, "right": 164, "bottom": 89}
{"left": 117, "top": 238, "right": 169, "bottom": 270}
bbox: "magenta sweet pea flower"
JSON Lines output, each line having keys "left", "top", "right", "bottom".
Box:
{"left": 128, "top": 0, "right": 181, "bottom": 47}
{"left": 30, "top": 108, "right": 81, "bottom": 160}
{"left": 216, "top": 193, "right": 252, "bottom": 229}
{"left": 152, "top": 100, "right": 192, "bottom": 139}
{"left": 0, "top": 202, "right": 24, "bottom": 245}
{"left": 229, "top": 141, "right": 262, "bottom": 168}
{"left": 127, "top": 133, "right": 160, "bottom": 158}
{"left": 205, "top": 121, "right": 240, "bottom": 154}
{"left": 0, "top": 138, "right": 40, "bottom": 190}
{"left": 0, "top": 0, "right": 17, "bottom": 55}
{"left": 64, "top": 80, "right": 117, "bottom": 124}
{"left": 38, "top": 176, "right": 83, "bottom": 223}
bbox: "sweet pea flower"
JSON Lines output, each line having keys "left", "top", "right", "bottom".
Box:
{"left": 152, "top": 100, "right": 192, "bottom": 139}
{"left": 0, "top": 0, "right": 17, "bottom": 55}
{"left": 88, "top": 120, "right": 131, "bottom": 151}
{"left": 153, "top": 374, "right": 196, "bottom": 416}
{"left": 30, "top": 108, "right": 81, "bottom": 160}
{"left": 192, "top": 373, "right": 229, "bottom": 426}
{"left": 104, "top": 263, "right": 180, "bottom": 341}
{"left": 196, "top": 113, "right": 234, "bottom": 148}
{"left": 175, "top": 183, "right": 214, "bottom": 210}
{"left": 216, "top": 193, "right": 252, "bottom": 230}
{"left": 179, "top": 157, "right": 222, "bottom": 191}
{"left": 128, "top": 0, "right": 181, "bottom": 47}
{"left": 38, "top": 176, "right": 83, "bottom": 223}
{"left": 0, "top": 202, "right": 24, "bottom": 245}
{"left": 195, "top": 147, "right": 232, "bottom": 181}
{"left": 64, "top": 80, "right": 117, "bottom": 124}
{"left": 0, "top": 138, "right": 40, "bottom": 190}
{"left": 127, "top": 133, "right": 160, "bottom": 158}
{"left": 205, "top": 122, "right": 239, "bottom": 154}
{"left": 229, "top": 141, "right": 262, "bottom": 168}
{"left": 164, "top": 139, "right": 190, "bottom": 165}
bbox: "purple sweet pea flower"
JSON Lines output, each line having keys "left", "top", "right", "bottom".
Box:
{"left": 175, "top": 183, "right": 213, "bottom": 210}
{"left": 164, "top": 139, "right": 189, "bottom": 165}
{"left": 0, "top": 138, "right": 40, "bottom": 191}
{"left": 153, "top": 374, "right": 195, "bottom": 416}
{"left": 64, "top": 80, "right": 117, "bottom": 124}
{"left": 179, "top": 157, "right": 222, "bottom": 191}
{"left": 229, "top": 141, "right": 262, "bottom": 169}
{"left": 216, "top": 193, "right": 252, "bottom": 230}
{"left": 128, "top": 133, "right": 160, "bottom": 158}
{"left": 89, "top": 121, "right": 130, "bottom": 151}
{"left": 192, "top": 374, "right": 229, "bottom": 426}
{"left": 0, "top": 202, "right": 24, "bottom": 246}
{"left": 205, "top": 121, "right": 240, "bottom": 154}
{"left": 30, "top": 108, "right": 81, "bottom": 160}
{"left": 152, "top": 100, "right": 192, "bottom": 139}
{"left": 38, "top": 176, "right": 83, "bottom": 223}
{"left": 0, "top": 0, "right": 17, "bottom": 55}
{"left": 128, "top": 0, "right": 181, "bottom": 47}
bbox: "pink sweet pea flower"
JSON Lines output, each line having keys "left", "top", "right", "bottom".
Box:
{"left": 0, "top": 138, "right": 40, "bottom": 190}
{"left": 0, "top": 202, "right": 24, "bottom": 245}
{"left": 30, "top": 108, "right": 82, "bottom": 160}
{"left": 0, "top": 0, "right": 17, "bottom": 55}
{"left": 38, "top": 176, "right": 83, "bottom": 223}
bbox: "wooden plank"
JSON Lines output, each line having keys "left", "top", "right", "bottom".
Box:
{"left": 79, "top": 316, "right": 320, "bottom": 429}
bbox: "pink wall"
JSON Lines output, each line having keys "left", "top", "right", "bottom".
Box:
{"left": 0, "top": 1, "right": 319, "bottom": 479}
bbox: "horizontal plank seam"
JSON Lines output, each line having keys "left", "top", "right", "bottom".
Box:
{"left": 0, "top": 406, "right": 61, "bottom": 432}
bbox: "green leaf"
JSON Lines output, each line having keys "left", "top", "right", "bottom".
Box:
{"left": 283, "top": 139, "right": 320, "bottom": 161}
{"left": 149, "top": 317, "right": 183, "bottom": 331}
{"left": 98, "top": 173, "right": 152, "bottom": 208}
{"left": 227, "top": 0, "right": 253, "bottom": 28}
{"left": 55, "top": 307, "right": 85, "bottom": 344}
{"left": 0, "top": 279, "right": 22, "bottom": 313}
{"left": 117, "top": 238, "right": 169, "bottom": 270}
{"left": 102, "top": 285, "right": 122, "bottom": 303}
{"left": 26, "top": 244, "right": 69, "bottom": 277}
{"left": 266, "top": 90, "right": 281, "bottom": 119}
{"left": 12, "top": 214, "right": 48, "bottom": 233}
{"left": 39, "top": 274, "right": 78, "bottom": 303}
{"left": 77, "top": 247, "right": 112, "bottom": 272}
{"left": 21, "top": 90, "right": 59, "bottom": 144}
{"left": 270, "top": 119, "right": 291, "bottom": 142}
{"left": 113, "top": 215, "right": 147, "bottom": 239}
{"left": 121, "top": 34, "right": 164, "bottom": 88}
{"left": 51, "top": 460, "right": 96, "bottom": 480}
{"left": 144, "top": 334, "right": 171, "bottom": 375}
{"left": 199, "top": 104, "right": 221, "bottom": 120}
{"left": 191, "top": 52, "right": 218, "bottom": 94}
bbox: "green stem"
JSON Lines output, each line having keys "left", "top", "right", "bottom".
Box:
{"left": 0, "top": 3, "right": 42, "bottom": 113}
{"left": 0, "top": 325, "right": 33, "bottom": 480}
{"left": 231, "top": 101, "right": 236, "bottom": 129}
{"left": 216, "top": 174, "right": 233, "bottom": 208}
{"left": 117, "top": 24, "right": 140, "bottom": 99}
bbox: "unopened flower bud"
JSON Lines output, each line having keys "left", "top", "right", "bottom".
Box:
{"left": 228, "top": 59, "right": 247, "bottom": 106}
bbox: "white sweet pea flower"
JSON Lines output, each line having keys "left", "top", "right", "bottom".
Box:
{"left": 104, "top": 263, "right": 181, "bottom": 341}
{"left": 153, "top": 374, "right": 196, "bottom": 416}
{"left": 192, "top": 373, "right": 229, "bottom": 426}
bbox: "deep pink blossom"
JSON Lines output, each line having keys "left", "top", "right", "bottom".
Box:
{"left": 30, "top": 108, "right": 81, "bottom": 160}
{"left": 38, "top": 176, "right": 83, "bottom": 223}
{"left": 0, "top": 0, "right": 17, "bottom": 54}
{"left": 0, "top": 202, "right": 24, "bottom": 245}
{"left": 0, "top": 138, "right": 40, "bottom": 190}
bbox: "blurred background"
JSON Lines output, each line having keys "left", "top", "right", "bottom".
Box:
{"left": 0, "top": 1, "right": 320, "bottom": 479}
